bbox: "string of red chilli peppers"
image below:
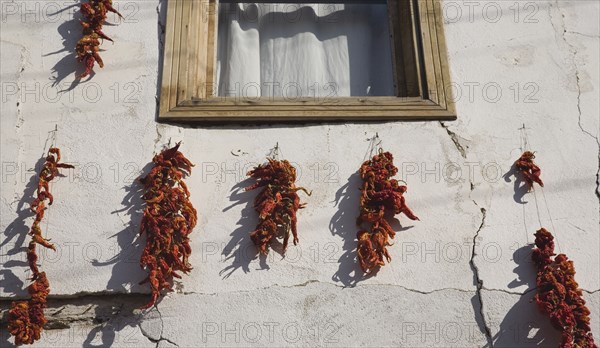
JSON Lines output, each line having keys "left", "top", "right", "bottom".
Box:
{"left": 77, "top": 0, "right": 122, "bottom": 78}
{"left": 356, "top": 150, "right": 419, "bottom": 273}
{"left": 532, "top": 228, "right": 597, "bottom": 348}
{"left": 7, "top": 148, "right": 74, "bottom": 346}
{"left": 245, "top": 158, "right": 310, "bottom": 255}
{"left": 139, "top": 142, "right": 197, "bottom": 310}
{"left": 515, "top": 151, "right": 544, "bottom": 190}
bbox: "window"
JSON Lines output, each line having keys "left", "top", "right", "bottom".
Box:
{"left": 159, "top": 0, "right": 455, "bottom": 121}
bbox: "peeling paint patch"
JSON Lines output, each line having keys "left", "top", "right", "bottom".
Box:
{"left": 494, "top": 44, "right": 535, "bottom": 67}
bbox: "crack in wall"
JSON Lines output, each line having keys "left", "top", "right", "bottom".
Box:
{"left": 470, "top": 207, "right": 494, "bottom": 347}
{"left": 438, "top": 121, "right": 494, "bottom": 346}
{"left": 138, "top": 306, "right": 180, "bottom": 348}
{"left": 0, "top": 282, "right": 481, "bottom": 305}
{"left": 154, "top": 124, "right": 165, "bottom": 152}
{"left": 550, "top": 0, "right": 600, "bottom": 213}
{"left": 565, "top": 31, "right": 600, "bottom": 39}
{"left": 439, "top": 121, "right": 467, "bottom": 158}
{"left": 482, "top": 287, "right": 537, "bottom": 296}
{"left": 15, "top": 75, "right": 25, "bottom": 130}
{"left": 568, "top": 33, "right": 600, "bottom": 216}
{"left": 4, "top": 41, "right": 29, "bottom": 131}
{"left": 180, "top": 281, "right": 477, "bottom": 296}
{"left": 483, "top": 287, "right": 600, "bottom": 297}
{"left": 4, "top": 282, "right": 596, "bottom": 305}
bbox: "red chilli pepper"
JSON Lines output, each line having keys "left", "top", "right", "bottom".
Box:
{"left": 532, "top": 228, "right": 597, "bottom": 348}
{"left": 139, "top": 142, "right": 196, "bottom": 310}
{"left": 515, "top": 151, "right": 544, "bottom": 190}
{"left": 356, "top": 151, "right": 419, "bottom": 274}
{"left": 245, "top": 158, "right": 310, "bottom": 255}
{"left": 76, "top": 0, "right": 122, "bottom": 78}
{"left": 8, "top": 148, "right": 73, "bottom": 346}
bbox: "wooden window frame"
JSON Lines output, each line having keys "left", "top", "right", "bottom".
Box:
{"left": 159, "top": 0, "right": 455, "bottom": 121}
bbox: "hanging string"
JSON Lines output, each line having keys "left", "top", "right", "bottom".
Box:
{"left": 523, "top": 124, "right": 560, "bottom": 251}
{"left": 41, "top": 125, "right": 58, "bottom": 158}
{"left": 520, "top": 124, "right": 561, "bottom": 252}
{"left": 519, "top": 124, "right": 532, "bottom": 244}
{"left": 43, "top": 126, "right": 59, "bottom": 258}
{"left": 520, "top": 124, "right": 543, "bottom": 228}
{"left": 363, "top": 133, "right": 382, "bottom": 162}
{"left": 363, "top": 135, "right": 375, "bottom": 162}
{"left": 268, "top": 142, "right": 281, "bottom": 160}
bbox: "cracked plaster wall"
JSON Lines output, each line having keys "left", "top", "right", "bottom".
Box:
{"left": 0, "top": 0, "right": 599, "bottom": 347}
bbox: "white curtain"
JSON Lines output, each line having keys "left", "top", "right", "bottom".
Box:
{"left": 215, "top": 3, "right": 394, "bottom": 98}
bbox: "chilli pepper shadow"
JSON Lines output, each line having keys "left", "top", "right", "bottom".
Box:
{"left": 45, "top": 2, "right": 87, "bottom": 91}
{"left": 220, "top": 178, "right": 265, "bottom": 279}
{"left": 329, "top": 172, "right": 376, "bottom": 287}
{"left": 488, "top": 244, "right": 560, "bottom": 347}
{"left": 84, "top": 162, "right": 153, "bottom": 346}
{"left": 503, "top": 162, "right": 530, "bottom": 205}
{"left": 1, "top": 157, "right": 47, "bottom": 273}
{"left": 90, "top": 163, "right": 152, "bottom": 293}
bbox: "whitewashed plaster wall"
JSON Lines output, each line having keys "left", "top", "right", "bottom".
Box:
{"left": 0, "top": 0, "right": 598, "bottom": 347}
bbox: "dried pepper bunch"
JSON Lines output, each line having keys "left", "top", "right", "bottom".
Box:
{"left": 515, "top": 151, "right": 544, "bottom": 190}
{"left": 532, "top": 228, "right": 597, "bottom": 348}
{"left": 245, "top": 158, "right": 310, "bottom": 255}
{"left": 139, "top": 142, "right": 196, "bottom": 310}
{"left": 356, "top": 150, "right": 419, "bottom": 273}
{"left": 8, "top": 148, "right": 73, "bottom": 345}
{"left": 76, "top": 0, "right": 122, "bottom": 78}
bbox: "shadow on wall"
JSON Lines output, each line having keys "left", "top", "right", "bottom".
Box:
{"left": 0, "top": 157, "right": 47, "bottom": 298}
{"left": 220, "top": 178, "right": 264, "bottom": 279}
{"left": 329, "top": 172, "right": 374, "bottom": 286}
{"left": 503, "top": 162, "right": 530, "bottom": 204}
{"left": 329, "top": 172, "right": 416, "bottom": 286}
{"left": 45, "top": 2, "right": 86, "bottom": 91}
{"left": 82, "top": 163, "right": 155, "bottom": 347}
{"left": 0, "top": 159, "right": 149, "bottom": 348}
{"left": 81, "top": 298, "right": 154, "bottom": 348}
{"left": 1, "top": 294, "right": 152, "bottom": 348}
{"left": 90, "top": 163, "right": 153, "bottom": 295}
{"left": 489, "top": 245, "right": 561, "bottom": 347}
{"left": 81, "top": 308, "right": 141, "bottom": 348}
{"left": 0, "top": 295, "right": 150, "bottom": 348}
